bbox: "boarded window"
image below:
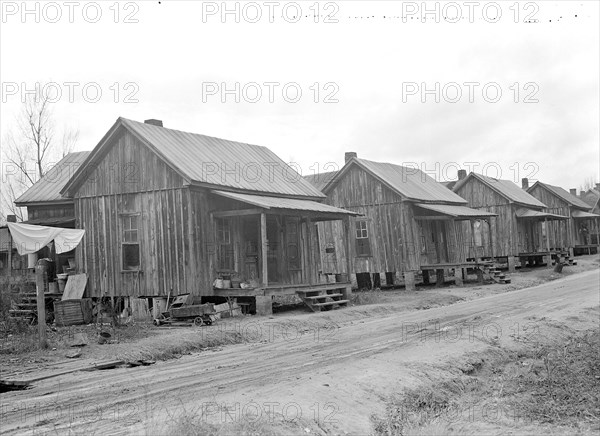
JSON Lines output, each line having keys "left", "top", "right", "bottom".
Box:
{"left": 286, "top": 218, "right": 301, "bottom": 270}
{"left": 122, "top": 215, "right": 140, "bottom": 270}
{"left": 216, "top": 218, "right": 234, "bottom": 271}
{"left": 355, "top": 220, "right": 371, "bottom": 257}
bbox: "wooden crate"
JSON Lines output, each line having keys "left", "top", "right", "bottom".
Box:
{"left": 54, "top": 299, "right": 93, "bottom": 326}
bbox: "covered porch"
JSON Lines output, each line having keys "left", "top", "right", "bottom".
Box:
{"left": 572, "top": 210, "right": 600, "bottom": 255}
{"left": 208, "top": 191, "right": 357, "bottom": 314}
{"left": 516, "top": 208, "right": 569, "bottom": 267}
{"left": 413, "top": 204, "right": 499, "bottom": 287}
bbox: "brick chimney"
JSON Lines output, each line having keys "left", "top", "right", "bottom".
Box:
{"left": 144, "top": 119, "right": 163, "bottom": 127}
{"left": 7, "top": 215, "right": 17, "bottom": 223}
{"left": 345, "top": 152, "right": 357, "bottom": 163}
{"left": 569, "top": 188, "right": 577, "bottom": 196}
{"left": 457, "top": 169, "right": 467, "bottom": 180}
{"left": 521, "top": 178, "right": 529, "bottom": 189}
{"left": 596, "top": 183, "right": 600, "bottom": 191}
{"left": 580, "top": 190, "right": 585, "bottom": 197}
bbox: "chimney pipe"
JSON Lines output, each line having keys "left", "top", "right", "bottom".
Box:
{"left": 521, "top": 178, "right": 529, "bottom": 189}
{"left": 457, "top": 169, "right": 467, "bottom": 180}
{"left": 144, "top": 119, "right": 163, "bottom": 127}
{"left": 569, "top": 188, "right": 577, "bottom": 196}
{"left": 345, "top": 152, "right": 357, "bottom": 163}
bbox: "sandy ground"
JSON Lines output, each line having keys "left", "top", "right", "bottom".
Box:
{"left": 1, "top": 255, "right": 599, "bottom": 435}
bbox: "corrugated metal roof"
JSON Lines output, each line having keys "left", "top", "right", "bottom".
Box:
{"left": 515, "top": 208, "right": 568, "bottom": 220}
{"left": 212, "top": 190, "right": 357, "bottom": 215}
{"left": 456, "top": 173, "right": 546, "bottom": 208}
{"left": 122, "top": 118, "right": 325, "bottom": 198}
{"left": 332, "top": 158, "right": 468, "bottom": 204}
{"left": 15, "top": 152, "right": 91, "bottom": 205}
{"left": 303, "top": 171, "right": 338, "bottom": 192}
{"left": 534, "top": 182, "right": 592, "bottom": 210}
{"left": 572, "top": 210, "right": 600, "bottom": 219}
{"left": 415, "top": 203, "right": 497, "bottom": 219}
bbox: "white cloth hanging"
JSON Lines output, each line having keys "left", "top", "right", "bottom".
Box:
{"left": 7, "top": 222, "right": 85, "bottom": 255}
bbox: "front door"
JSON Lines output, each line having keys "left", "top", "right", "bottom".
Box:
{"left": 267, "top": 216, "right": 281, "bottom": 283}
{"left": 433, "top": 221, "right": 449, "bottom": 263}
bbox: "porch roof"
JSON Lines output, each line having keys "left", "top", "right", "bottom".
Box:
{"left": 212, "top": 190, "right": 358, "bottom": 217}
{"left": 571, "top": 210, "right": 600, "bottom": 219}
{"left": 414, "top": 203, "right": 497, "bottom": 220}
{"left": 515, "top": 208, "right": 568, "bottom": 220}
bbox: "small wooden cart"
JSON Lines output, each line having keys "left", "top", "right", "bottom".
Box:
{"left": 153, "top": 294, "right": 216, "bottom": 327}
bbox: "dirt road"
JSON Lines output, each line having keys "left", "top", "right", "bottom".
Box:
{"left": 2, "top": 268, "right": 599, "bottom": 435}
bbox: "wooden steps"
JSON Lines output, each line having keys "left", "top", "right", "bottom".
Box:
{"left": 296, "top": 286, "right": 349, "bottom": 312}
{"left": 8, "top": 293, "right": 39, "bottom": 323}
{"left": 480, "top": 265, "right": 511, "bottom": 284}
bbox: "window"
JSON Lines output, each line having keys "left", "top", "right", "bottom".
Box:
{"left": 216, "top": 218, "right": 234, "bottom": 270}
{"left": 286, "top": 218, "right": 301, "bottom": 270}
{"left": 122, "top": 215, "right": 140, "bottom": 270}
{"left": 355, "top": 220, "right": 372, "bottom": 257}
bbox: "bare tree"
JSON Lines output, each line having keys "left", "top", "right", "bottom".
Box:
{"left": 1, "top": 91, "right": 79, "bottom": 221}
{"left": 579, "top": 176, "right": 599, "bottom": 193}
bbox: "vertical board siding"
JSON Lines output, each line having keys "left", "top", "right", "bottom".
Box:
{"left": 528, "top": 185, "right": 579, "bottom": 248}
{"left": 455, "top": 176, "right": 519, "bottom": 257}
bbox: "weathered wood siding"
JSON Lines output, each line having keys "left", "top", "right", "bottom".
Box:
{"left": 27, "top": 205, "right": 74, "bottom": 222}
{"left": 455, "top": 177, "right": 520, "bottom": 257}
{"left": 73, "top": 129, "right": 199, "bottom": 298}
{"left": 527, "top": 185, "right": 578, "bottom": 248}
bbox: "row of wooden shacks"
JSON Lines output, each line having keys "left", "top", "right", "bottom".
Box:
{"left": 2, "top": 118, "right": 599, "bottom": 315}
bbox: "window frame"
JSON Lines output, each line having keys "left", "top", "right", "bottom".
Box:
{"left": 354, "top": 219, "right": 372, "bottom": 257}
{"left": 121, "top": 213, "right": 141, "bottom": 272}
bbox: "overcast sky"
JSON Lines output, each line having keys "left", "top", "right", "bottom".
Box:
{"left": 1, "top": 0, "right": 598, "bottom": 191}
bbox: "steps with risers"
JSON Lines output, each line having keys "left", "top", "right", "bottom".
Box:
{"left": 296, "top": 286, "right": 349, "bottom": 312}
{"left": 480, "top": 265, "right": 511, "bottom": 284}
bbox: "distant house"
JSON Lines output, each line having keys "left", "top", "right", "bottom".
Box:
{"left": 453, "top": 173, "right": 568, "bottom": 270}
{"left": 305, "top": 153, "right": 496, "bottom": 290}
{"left": 580, "top": 184, "right": 600, "bottom": 245}
{"left": 3, "top": 152, "right": 91, "bottom": 277}
{"left": 60, "top": 118, "right": 355, "bottom": 313}
{"left": 14, "top": 151, "right": 91, "bottom": 227}
{"left": 525, "top": 181, "right": 600, "bottom": 255}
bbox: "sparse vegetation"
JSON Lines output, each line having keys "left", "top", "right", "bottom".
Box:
{"left": 372, "top": 328, "right": 600, "bottom": 435}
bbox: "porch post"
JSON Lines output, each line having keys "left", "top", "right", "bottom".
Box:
{"left": 544, "top": 217, "right": 550, "bottom": 252}
{"left": 488, "top": 218, "right": 495, "bottom": 260}
{"left": 305, "top": 216, "right": 313, "bottom": 285}
{"left": 260, "top": 212, "right": 268, "bottom": 288}
{"left": 343, "top": 215, "right": 353, "bottom": 283}
{"left": 7, "top": 230, "right": 12, "bottom": 275}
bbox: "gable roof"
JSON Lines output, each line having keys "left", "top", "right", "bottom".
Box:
{"left": 453, "top": 172, "right": 546, "bottom": 208}
{"left": 324, "top": 158, "right": 467, "bottom": 204}
{"left": 528, "top": 182, "right": 593, "bottom": 210}
{"left": 62, "top": 118, "right": 325, "bottom": 199}
{"left": 303, "top": 171, "right": 339, "bottom": 192}
{"left": 15, "top": 151, "right": 91, "bottom": 206}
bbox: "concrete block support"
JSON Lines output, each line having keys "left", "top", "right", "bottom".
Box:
{"left": 404, "top": 271, "right": 416, "bottom": 291}
{"left": 255, "top": 296, "right": 272, "bottom": 316}
{"left": 507, "top": 256, "right": 516, "bottom": 273}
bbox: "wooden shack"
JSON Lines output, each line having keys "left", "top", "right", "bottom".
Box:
{"left": 453, "top": 173, "right": 569, "bottom": 270}
{"left": 525, "top": 181, "right": 600, "bottom": 255}
{"left": 305, "top": 154, "right": 497, "bottom": 290}
{"left": 60, "top": 118, "right": 356, "bottom": 314}
{"left": 580, "top": 184, "right": 600, "bottom": 246}
{"left": 6, "top": 152, "right": 91, "bottom": 278}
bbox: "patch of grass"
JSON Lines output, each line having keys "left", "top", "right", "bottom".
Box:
{"left": 351, "top": 288, "right": 384, "bottom": 305}
{"left": 372, "top": 329, "right": 600, "bottom": 435}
